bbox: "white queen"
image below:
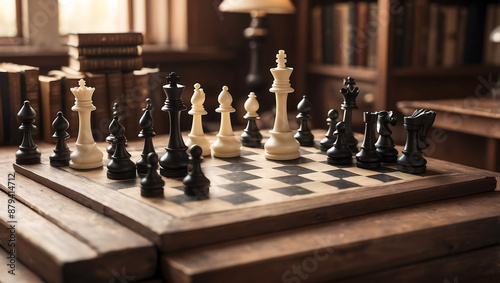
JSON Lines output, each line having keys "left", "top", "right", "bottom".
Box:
{"left": 69, "top": 79, "right": 103, "bottom": 169}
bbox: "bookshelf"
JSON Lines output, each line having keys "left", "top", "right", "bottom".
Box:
{"left": 294, "top": 0, "right": 500, "bottom": 142}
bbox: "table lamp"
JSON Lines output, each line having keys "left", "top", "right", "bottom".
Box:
{"left": 219, "top": 0, "right": 295, "bottom": 92}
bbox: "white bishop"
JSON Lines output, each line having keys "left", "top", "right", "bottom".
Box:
{"left": 211, "top": 86, "right": 241, "bottom": 158}
{"left": 186, "top": 83, "right": 211, "bottom": 156}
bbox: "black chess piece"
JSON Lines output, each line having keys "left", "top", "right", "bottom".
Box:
{"left": 49, "top": 111, "right": 71, "bottom": 167}
{"left": 16, "top": 100, "right": 41, "bottom": 164}
{"left": 294, "top": 95, "right": 315, "bottom": 147}
{"left": 241, "top": 93, "right": 263, "bottom": 148}
{"left": 183, "top": 145, "right": 210, "bottom": 199}
{"left": 106, "top": 103, "right": 120, "bottom": 159}
{"left": 159, "top": 72, "right": 189, "bottom": 177}
{"left": 398, "top": 109, "right": 436, "bottom": 174}
{"left": 136, "top": 99, "right": 156, "bottom": 175}
{"left": 375, "top": 110, "right": 398, "bottom": 163}
{"left": 356, "top": 112, "right": 381, "bottom": 169}
{"left": 140, "top": 152, "right": 164, "bottom": 197}
{"left": 107, "top": 116, "right": 136, "bottom": 180}
{"left": 327, "top": 122, "right": 353, "bottom": 165}
{"left": 340, "top": 77, "right": 359, "bottom": 153}
{"left": 320, "top": 109, "right": 339, "bottom": 151}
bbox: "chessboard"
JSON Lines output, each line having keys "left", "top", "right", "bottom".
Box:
{"left": 13, "top": 132, "right": 498, "bottom": 252}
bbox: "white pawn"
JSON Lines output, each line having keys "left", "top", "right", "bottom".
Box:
{"left": 69, "top": 79, "right": 103, "bottom": 169}
{"left": 211, "top": 86, "right": 241, "bottom": 158}
{"left": 186, "top": 83, "right": 211, "bottom": 156}
{"left": 264, "top": 50, "right": 300, "bottom": 160}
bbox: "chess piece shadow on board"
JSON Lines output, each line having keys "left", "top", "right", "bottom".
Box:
{"left": 50, "top": 111, "right": 71, "bottom": 167}
{"left": 398, "top": 109, "right": 436, "bottom": 174}
{"left": 16, "top": 100, "right": 41, "bottom": 165}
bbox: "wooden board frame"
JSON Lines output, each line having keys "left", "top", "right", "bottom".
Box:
{"left": 13, "top": 155, "right": 497, "bottom": 253}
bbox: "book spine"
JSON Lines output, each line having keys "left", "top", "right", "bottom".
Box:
{"left": 8, "top": 71, "right": 22, "bottom": 144}
{"left": 62, "top": 78, "right": 80, "bottom": 139}
{"left": 40, "top": 78, "right": 63, "bottom": 143}
{"left": 455, "top": 7, "right": 468, "bottom": 66}
{"left": 122, "top": 71, "right": 137, "bottom": 140}
{"left": 322, "top": 4, "right": 334, "bottom": 64}
{"left": 85, "top": 73, "right": 109, "bottom": 142}
{"left": 338, "top": 4, "right": 350, "bottom": 66}
{"left": 442, "top": 6, "right": 459, "bottom": 67}
{"left": 347, "top": 2, "right": 357, "bottom": 66}
{"left": 23, "top": 69, "right": 40, "bottom": 140}
{"left": 132, "top": 72, "right": 150, "bottom": 139}
{"left": 355, "top": 2, "right": 369, "bottom": 67}
{"left": 72, "top": 33, "right": 143, "bottom": 46}
{"left": 70, "top": 45, "right": 142, "bottom": 58}
{"left": 427, "top": 3, "right": 439, "bottom": 67}
{"left": 463, "top": 2, "right": 487, "bottom": 64}
{"left": 0, "top": 72, "right": 8, "bottom": 144}
{"left": 72, "top": 57, "right": 143, "bottom": 72}
{"left": 393, "top": 2, "right": 405, "bottom": 67}
{"left": 146, "top": 71, "right": 166, "bottom": 135}
{"left": 310, "top": 5, "right": 323, "bottom": 64}
{"left": 366, "top": 2, "right": 378, "bottom": 68}
{"left": 402, "top": 0, "right": 414, "bottom": 67}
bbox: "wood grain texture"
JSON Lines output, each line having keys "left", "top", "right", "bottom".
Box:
{"left": 0, "top": 247, "right": 44, "bottom": 283}
{"left": 341, "top": 245, "right": 500, "bottom": 283}
{"left": 162, "top": 192, "right": 500, "bottom": 283}
{"left": 0, "top": 163, "right": 157, "bottom": 281}
{"left": 0, "top": 190, "right": 97, "bottom": 283}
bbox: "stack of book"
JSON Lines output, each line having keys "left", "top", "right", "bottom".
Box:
{"left": 310, "top": 2, "right": 378, "bottom": 68}
{"left": 67, "top": 32, "right": 144, "bottom": 72}
{"left": 0, "top": 63, "right": 40, "bottom": 145}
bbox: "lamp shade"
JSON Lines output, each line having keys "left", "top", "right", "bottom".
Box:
{"left": 219, "top": 0, "right": 295, "bottom": 14}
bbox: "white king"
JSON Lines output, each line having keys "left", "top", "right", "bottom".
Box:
{"left": 264, "top": 50, "right": 300, "bottom": 160}
{"left": 69, "top": 79, "right": 103, "bottom": 169}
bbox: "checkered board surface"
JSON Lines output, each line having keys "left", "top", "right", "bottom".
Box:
{"left": 65, "top": 145, "right": 428, "bottom": 219}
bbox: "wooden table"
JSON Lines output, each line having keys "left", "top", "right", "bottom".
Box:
{"left": 0, "top": 130, "right": 499, "bottom": 282}
{"left": 397, "top": 98, "right": 500, "bottom": 172}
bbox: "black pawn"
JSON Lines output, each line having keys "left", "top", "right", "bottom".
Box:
{"left": 136, "top": 99, "right": 156, "bottom": 175}
{"left": 340, "top": 77, "right": 359, "bottom": 153}
{"left": 320, "top": 109, "right": 339, "bottom": 151}
{"left": 159, "top": 72, "right": 189, "bottom": 177}
{"left": 140, "top": 152, "right": 164, "bottom": 197}
{"left": 106, "top": 103, "right": 119, "bottom": 159}
{"left": 398, "top": 109, "right": 436, "bottom": 174}
{"left": 183, "top": 145, "right": 210, "bottom": 199}
{"left": 356, "top": 112, "right": 381, "bottom": 169}
{"left": 375, "top": 110, "right": 398, "bottom": 163}
{"left": 107, "top": 117, "right": 136, "bottom": 180}
{"left": 16, "top": 100, "right": 41, "bottom": 164}
{"left": 327, "top": 122, "right": 353, "bottom": 165}
{"left": 49, "top": 112, "right": 71, "bottom": 167}
{"left": 294, "top": 95, "right": 315, "bottom": 147}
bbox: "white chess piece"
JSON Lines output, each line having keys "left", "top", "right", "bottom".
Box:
{"left": 211, "top": 86, "right": 241, "bottom": 158}
{"left": 264, "top": 50, "right": 300, "bottom": 160}
{"left": 186, "top": 83, "right": 211, "bottom": 156}
{"left": 69, "top": 79, "right": 103, "bottom": 169}
{"left": 244, "top": 92, "right": 259, "bottom": 119}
